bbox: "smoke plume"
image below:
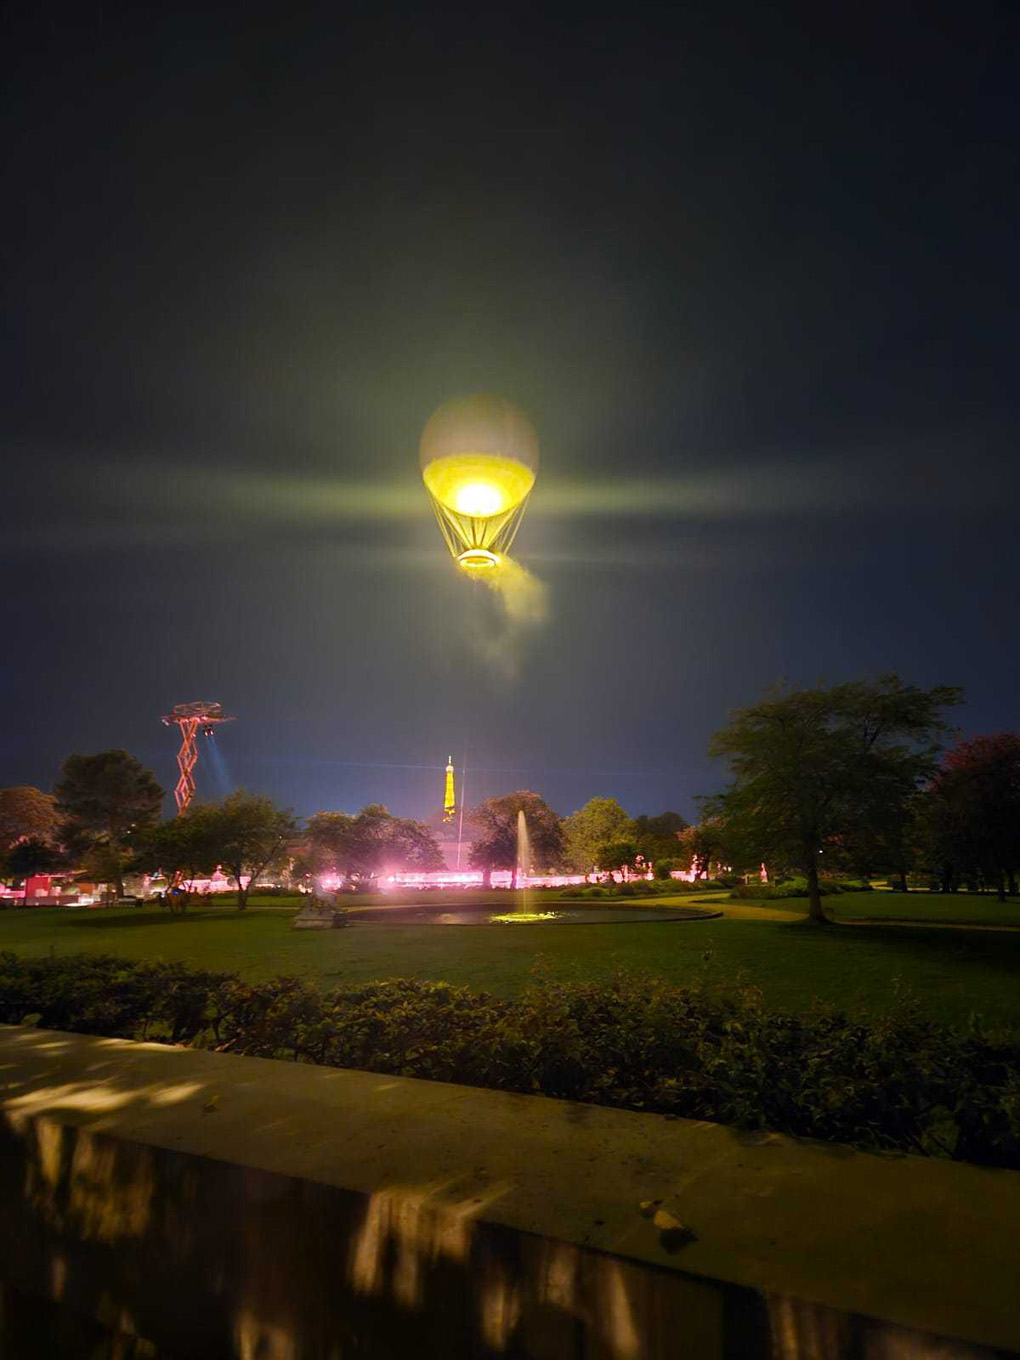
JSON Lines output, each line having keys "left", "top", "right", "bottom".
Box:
{"left": 469, "top": 557, "right": 550, "bottom": 682}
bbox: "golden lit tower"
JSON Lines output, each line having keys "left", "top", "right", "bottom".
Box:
{"left": 443, "top": 755, "right": 456, "bottom": 823}
{"left": 420, "top": 394, "right": 538, "bottom": 570}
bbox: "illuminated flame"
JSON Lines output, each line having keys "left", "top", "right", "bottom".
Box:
{"left": 423, "top": 454, "right": 535, "bottom": 518}
{"left": 420, "top": 396, "right": 539, "bottom": 570}
{"left": 452, "top": 479, "right": 506, "bottom": 516}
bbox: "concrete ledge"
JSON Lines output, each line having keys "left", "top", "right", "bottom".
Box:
{"left": 0, "top": 1024, "right": 1015, "bottom": 1357}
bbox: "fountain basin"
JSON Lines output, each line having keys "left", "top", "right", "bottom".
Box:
{"left": 345, "top": 904, "right": 722, "bottom": 926}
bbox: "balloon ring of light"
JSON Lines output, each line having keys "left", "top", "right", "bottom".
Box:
{"left": 458, "top": 548, "right": 500, "bottom": 569}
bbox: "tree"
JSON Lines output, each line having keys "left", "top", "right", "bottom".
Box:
{"left": 633, "top": 811, "right": 688, "bottom": 865}
{"left": 134, "top": 807, "right": 221, "bottom": 913}
{"left": 0, "top": 786, "right": 58, "bottom": 848}
{"left": 342, "top": 805, "right": 445, "bottom": 882}
{"left": 469, "top": 790, "right": 563, "bottom": 888}
{"left": 838, "top": 781, "right": 925, "bottom": 891}
{"left": 676, "top": 820, "right": 725, "bottom": 880}
{"left": 79, "top": 841, "right": 135, "bottom": 903}
{"left": 563, "top": 798, "right": 635, "bottom": 873}
{"left": 924, "top": 735, "right": 1020, "bottom": 899}
{"left": 706, "top": 675, "right": 961, "bottom": 922}
{"left": 384, "top": 816, "right": 447, "bottom": 875}
{"left": 203, "top": 792, "right": 299, "bottom": 910}
{"left": 3, "top": 837, "right": 63, "bottom": 896}
{"left": 301, "top": 806, "right": 445, "bottom": 889}
{"left": 599, "top": 839, "right": 641, "bottom": 877}
{"left": 55, "top": 751, "right": 164, "bottom": 896}
{"left": 301, "top": 812, "right": 357, "bottom": 881}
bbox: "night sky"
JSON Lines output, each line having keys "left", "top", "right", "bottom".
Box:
{"left": 2, "top": 2, "right": 1017, "bottom": 823}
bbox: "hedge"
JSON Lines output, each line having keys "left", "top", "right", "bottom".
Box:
{"left": 1, "top": 952, "right": 1018, "bottom": 1169}
{"left": 558, "top": 880, "right": 706, "bottom": 900}
{"left": 730, "top": 878, "right": 874, "bottom": 900}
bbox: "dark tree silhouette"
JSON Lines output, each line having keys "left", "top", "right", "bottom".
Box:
{"left": 55, "top": 751, "right": 163, "bottom": 896}
{"left": 706, "top": 676, "right": 961, "bottom": 921}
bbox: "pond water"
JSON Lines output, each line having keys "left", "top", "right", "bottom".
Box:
{"left": 349, "top": 905, "right": 721, "bottom": 927}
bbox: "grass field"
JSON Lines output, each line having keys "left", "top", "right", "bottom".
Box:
{"left": 2, "top": 891, "right": 1019, "bottom": 1028}
{"left": 830, "top": 891, "right": 1020, "bottom": 928}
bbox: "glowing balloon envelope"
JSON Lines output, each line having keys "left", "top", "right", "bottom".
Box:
{"left": 420, "top": 394, "right": 538, "bottom": 569}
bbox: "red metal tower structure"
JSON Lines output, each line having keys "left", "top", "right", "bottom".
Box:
{"left": 160, "top": 702, "right": 235, "bottom": 814}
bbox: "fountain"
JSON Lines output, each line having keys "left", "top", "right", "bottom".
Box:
{"left": 342, "top": 811, "right": 720, "bottom": 926}
{"left": 516, "top": 808, "right": 530, "bottom": 910}
{"left": 490, "top": 810, "right": 559, "bottom": 923}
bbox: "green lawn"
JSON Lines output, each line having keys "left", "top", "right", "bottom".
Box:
{"left": 830, "top": 890, "right": 1020, "bottom": 928}
{"left": 195, "top": 888, "right": 1020, "bottom": 928}
{"left": 2, "top": 895, "right": 1019, "bottom": 1028}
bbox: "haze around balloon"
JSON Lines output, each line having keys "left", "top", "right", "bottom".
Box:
{"left": 420, "top": 394, "right": 549, "bottom": 676}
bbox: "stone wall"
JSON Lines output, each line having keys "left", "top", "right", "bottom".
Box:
{"left": 0, "top": 1025, "right": 1015, "bottom": 1358}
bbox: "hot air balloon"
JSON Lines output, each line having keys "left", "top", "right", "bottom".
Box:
{"left": 420, "top": 394, "right": 538, "bottom": 569}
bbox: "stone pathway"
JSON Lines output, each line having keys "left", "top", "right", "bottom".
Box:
{"left": 682, "top": 897, "right": 805, "bottom": 923}
{"left": 681, "top": 895, "right": 1020, "bottom": 933}
{"left": 673, "top": 897, "right": 1020, "bottom": 933}
{"left": 708, "top": 903, "right": 805, "bottom": 923}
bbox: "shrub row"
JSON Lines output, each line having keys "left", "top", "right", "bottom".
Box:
{"left": 558, "top": 879, "right": 714, "bottom": 900}
{"left": 730, "top": 877, "right": 874, "bottom": 900}
{"left": 2, "top": 952, "right": 1019, "bottom": 1170}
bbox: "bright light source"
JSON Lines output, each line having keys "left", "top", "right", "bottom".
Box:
{"left": 423, "top": 455, "right": 534, "bottom": 518}
{"left": 420, "top": 395, "right": 538, "bottom": 566}
{"left": 452, "top": 480, "right": 505, "bottom": 516}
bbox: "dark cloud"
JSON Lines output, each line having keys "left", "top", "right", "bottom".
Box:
{"left": 2, "top": 1, "right": 1017, "bottom": 818}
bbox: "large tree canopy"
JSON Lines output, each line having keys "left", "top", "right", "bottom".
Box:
{"left": 134, "top": 805, "right": 222, "bottom": 913}
{"left": 676, "top": 819, "right": 728, "bottom": 879}
{"left": 303, "top": 805, "right": 445, "bottom": 886}
{"left": 54, "top": 750, "right": 164, "bottom": 896}
{"left": 706, "top": 675, "right": 961, "bottom": 921}
{"left": 3, "top": 837, "right": 63, "bottom": 888}
{"left": 55, "top": 751, "right": 163, "bottom": 842}
{"left": 563, "top": 797, "right": 635, "bottom": 872}
{"left": 302, "top": 812, "right": 356, "bottom": 878}
{"left": 632, "top": 810, "right": 688, "bottom": 865}
{"left": 469, "top": 790, "right": 563, "bottom": 887}
{"left": 925, "top": 734, "right": 1020, "bottom": 898}
{"left": 0, "top": 786, "right": 58, "bottom": 848}
{"left": 203, "top": 791, "right": 299, "bottom": 910}
{"left": 598, "top": 839, "right": 641, "bottom": 875}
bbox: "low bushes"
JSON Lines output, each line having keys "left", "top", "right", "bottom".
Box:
{"left": 0, "top": 954, "right": 233, "bottom": 1045}
{"left": 2, "top": 951, "right": 1019, "bottom": 1170}
{"left": 730, "top": 880, "right": 820, "bottom": 900}
{"left": 558, "top": 879, "right": 701, "bottom": 901}
{"left": 730, "top": 878, "right": 874, "bottom": 901}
